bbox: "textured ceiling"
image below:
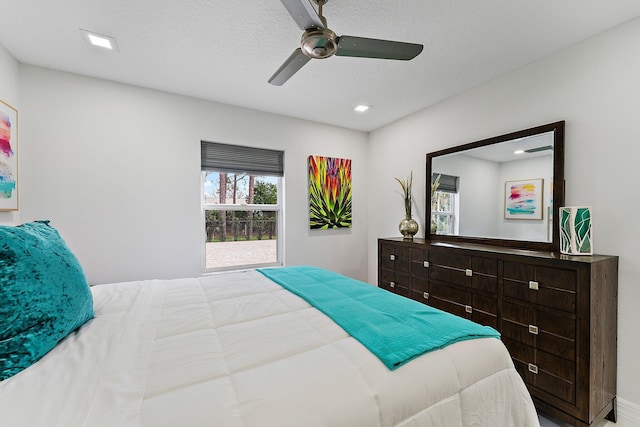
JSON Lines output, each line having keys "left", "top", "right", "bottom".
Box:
{"left": 1, "top": 1, "right": 640, "bottom": 132}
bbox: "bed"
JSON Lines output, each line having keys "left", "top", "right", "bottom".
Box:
{"left": 0, "top": 223, "right": 540, "bottom": 427}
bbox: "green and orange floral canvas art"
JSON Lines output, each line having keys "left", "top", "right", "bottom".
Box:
{"left": 308, "top": 155, "right": 352, "bottom": 229}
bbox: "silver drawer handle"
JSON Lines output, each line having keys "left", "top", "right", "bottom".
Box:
{"left": 423, "top": 261, "right": 429, "bottom": 268}
{"left": 390, "top": 254, "right": 396, "bottom": 261}
{"left": 528, "top": 325, "right": 539, "bottom": 335}
{"left": 465, "top": 305, "right": 473, "bottom": 314}
{"left": 528, "top": 363, "right": 538, "bottom": 374}
{"left": 465, "top": 269, "right": 473, "bottom": 277}
{"left": 390, "top": 281, "right": 395, "bottom": 288}
{"left": 423, "top": 292, "right": 429, "bottom": 300}
{"left": 529, "top": 281, "right": 539, "bottom": 290}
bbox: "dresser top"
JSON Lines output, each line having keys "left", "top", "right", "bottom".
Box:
{"left": 379, "top": 237, "right": 617, "bottom": 264}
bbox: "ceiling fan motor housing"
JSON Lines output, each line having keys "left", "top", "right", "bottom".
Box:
{"left": 301, "top": 28, "right": 338, "bottom": 59}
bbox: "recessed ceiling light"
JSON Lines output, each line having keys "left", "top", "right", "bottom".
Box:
{"left": 80, "top": 29, "right": 118, "bottom": 51}
{"left": 88, "top": 34, "right": 112, "bottom": 49}
{"left": 354, "top": 104, "right": 370, "bottom": 112}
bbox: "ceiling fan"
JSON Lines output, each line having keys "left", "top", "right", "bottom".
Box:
{"left": 268, "top": 0, "right": 424, "bottom": 86}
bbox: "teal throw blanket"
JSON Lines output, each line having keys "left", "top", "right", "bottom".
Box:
{"left": 258, "top": 266, "right": 500, "bottom": 370}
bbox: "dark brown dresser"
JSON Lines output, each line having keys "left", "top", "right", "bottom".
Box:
{"left": 378, "top": 237, "right": 618, "bottom": 427}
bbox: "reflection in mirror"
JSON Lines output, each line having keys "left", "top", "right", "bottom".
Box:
{"left": 426, "top": 121, "right": 564, "bottom": 252}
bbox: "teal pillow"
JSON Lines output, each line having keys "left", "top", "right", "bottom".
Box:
{"left": 0, "top": 221, "right": 94, "bottom": 381}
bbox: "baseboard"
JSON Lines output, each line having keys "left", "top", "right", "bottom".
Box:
{"left": 618, "top": 397, "right": 640, "bottom": 426}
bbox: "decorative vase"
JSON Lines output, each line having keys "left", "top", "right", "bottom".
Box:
{"left": 399, "top": 216, "right": 419, "bottom": 240}
{"left": 559, "top": 206, "right": 592, "bottom": 255}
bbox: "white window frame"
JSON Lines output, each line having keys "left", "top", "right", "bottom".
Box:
{"left": 432, "top": 190, "right": 458, "bottom": 235}
{"left": 201, "top": 173, "right": 284, "bottom": 273}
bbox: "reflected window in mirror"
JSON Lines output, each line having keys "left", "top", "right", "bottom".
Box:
{"left": 431, "top": 173, "right": 459, "bottom": 235}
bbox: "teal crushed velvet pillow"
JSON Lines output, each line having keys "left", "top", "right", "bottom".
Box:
{"left": 0, "top": 221, "right": 94, "bottom": 381}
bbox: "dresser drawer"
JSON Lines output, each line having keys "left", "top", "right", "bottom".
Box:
{"left": 505, "top": 338, "right": 576, "bottom": 404}
{"left": 430, "top": 251, "right": 471, "bottom": 270}
{"left": 392, "top": 272, "right": 410, "bottom": 295}
{"left": 430, "top": 281, "right": 471, "bottom": 305}
{"left": 410, "top": 248, "right": 430, "bottom": 286}
{"left": 379, "top": 243, "right": 394, "bottom": 271}
{"left": 411, "top": 247, "right": 429, "bottom": 264}
{"left": 379, "top": 266, "right": 409, "bottom": 288}
{"left": 380, "top": 243, "right": 411, "bottom": 273}
{"left": 427, "top": 283, "right": 497, "bottom": 327}
{"left": 503, "top": 262, "right": 577, "bottom": 312}
{"left": 410, "top": 289, "right": 431, "bottom": 305}
{"left": 470, "top": 307, "right": 497, "bottom": 329}
{"left": 471, "top": 257, "right": 498, "bottom": 293}
{"left": 502, "top": 301, "right": 576, "bottom": 360}
{"left": 394, "top": 282, "right": 411, "bottom": 298}
{"left": 429, "top": 263, "right": 470, "bottom": 287}
{"left": 429, "top": 296, "right": 469, "bottom": 319}
{"left": 467, "top": 294, "right": 498, "bottom": 330}
{"left": 473, "top": 293, "right": 497, "bottom": 317}
{"left": 411, "top": 275, "right": 428, "bottom": 294}
{"left": 430, "top": 253, "right": 497, "bottom": 293}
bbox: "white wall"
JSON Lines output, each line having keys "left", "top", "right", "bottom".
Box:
{"left": 433, "top": 154, "right": 499, "bottom": 237}
{"left": 367, "top": 16, "right": 640, "bottom": 420}
{"left": 0, "top": 43, "right": 20, "bottom": 225}
{"left": 17, "top": 65, "right": 369, "bottom": 285}
{"left": 457, "top": 157, "right": 498, "bottom": 237}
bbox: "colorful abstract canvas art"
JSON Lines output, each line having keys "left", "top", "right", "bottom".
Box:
{"left": 504, "top": 178, "right": 543, "bottom": 220}
{"left": 0, "top": 99, "right": 18, "bottom": 211}
{"left": 308, "top": 155, "right": 352, "bottom": 229}
{"left": 560, "top": 206, "right": 592, "bottom": 255}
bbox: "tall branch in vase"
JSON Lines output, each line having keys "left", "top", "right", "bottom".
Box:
{"left": 395, "top": 171, "right": 419, "bottom": 240}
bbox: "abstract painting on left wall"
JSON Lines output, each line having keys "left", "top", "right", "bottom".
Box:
{"left": 0, "top": 99, "right": 18, "bottom": 211}
{"left": 308, "top": 155, "right": 352, "bottom": 229}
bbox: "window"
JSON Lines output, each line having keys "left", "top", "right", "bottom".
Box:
{"left": 431, "top": 173, "right": 458, "bottom": 235}
{"left": 201, "top": 141, "right": 284, "bottom": 271}
{"left": 432, "top": 190, "right": 456, "bottom": 234}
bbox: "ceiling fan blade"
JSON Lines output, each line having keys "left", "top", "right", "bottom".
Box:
{"left": 279, "top": 0, "right": 325, "bottom": 30}
{"left": 336, "top": 35, "right": 423, "bottom": 60}
{"left": 268, "top": 48, "right": 312, "bottom": 86}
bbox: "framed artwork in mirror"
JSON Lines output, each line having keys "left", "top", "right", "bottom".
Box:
{"left": 504, "top": 178, "right": 543, "bottom": 220}
{"left": 0, "top": 99, "right": 18, "bottom": 211}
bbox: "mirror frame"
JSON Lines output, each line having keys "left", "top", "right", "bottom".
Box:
{"left": 426, "top": 121, "right": 565, "bottom": 252}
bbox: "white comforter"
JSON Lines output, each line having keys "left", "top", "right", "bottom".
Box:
{"left": 0, "top": 270, "right": 539, "bottom": 426}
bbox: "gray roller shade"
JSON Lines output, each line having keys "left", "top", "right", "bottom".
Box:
{"left": 201, "top": 141, "right": 284, "bottom": 176}
{"left": 432, "top": 173, "right": 458, "bottom": 193}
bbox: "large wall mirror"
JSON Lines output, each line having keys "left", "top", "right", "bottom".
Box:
{"left": 426, "top": 121, "right": 565, "bottom": 252}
